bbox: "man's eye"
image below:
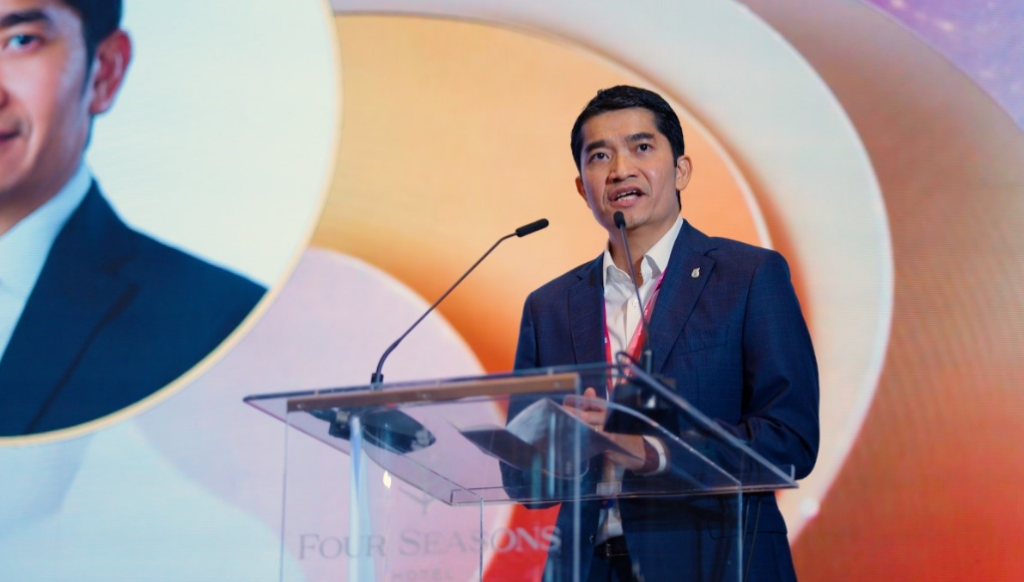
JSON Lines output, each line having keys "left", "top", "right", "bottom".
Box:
{"left": 589, "top": 152, "right": 608, "bottom": 162}
{"left": 637, "top": 143, "right": 651, "bottom": 152}
{"left": 3, "top": 34, "right": 40, "bottom": 51}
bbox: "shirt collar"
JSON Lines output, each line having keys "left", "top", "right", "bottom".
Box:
{"left": 0, "top": 164, "right": 93, "bottom": 299}
{"left": 602, "top": 216, "right": 684, "bottom": 288}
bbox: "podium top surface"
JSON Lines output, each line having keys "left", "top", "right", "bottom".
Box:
{"left": 244, "top": 363, "right": 798, "bottom": 506}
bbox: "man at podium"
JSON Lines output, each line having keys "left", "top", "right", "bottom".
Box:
{"left": 511, "top": 86, "right": 820, "bottom": 581}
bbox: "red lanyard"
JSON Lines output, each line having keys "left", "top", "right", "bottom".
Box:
{"left": 603, "top": 269, "right": 666, "bottom": 380}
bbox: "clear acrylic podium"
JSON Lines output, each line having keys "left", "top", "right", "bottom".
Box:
{"left": 244, "top": 363, "right": 798, "bottom": 582}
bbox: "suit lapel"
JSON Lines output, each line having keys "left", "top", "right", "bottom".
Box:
{"left": 649, "top": 221, "right": 717, "bottom": 373}
{"left": 0, "top": 185, "right": 136, "bottom": 435}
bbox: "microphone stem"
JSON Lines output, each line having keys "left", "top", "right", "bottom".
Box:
{"left": 371, "top": 232, "right": 516, "bottom": 387}
{"left": 617, "top": 223, "right": 654, "bottom": 373}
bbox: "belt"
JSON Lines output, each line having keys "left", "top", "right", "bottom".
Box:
{"left": 593, "top": 536, "right": 630, "bottom": 558}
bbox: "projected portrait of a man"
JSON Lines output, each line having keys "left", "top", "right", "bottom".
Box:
{"left": 0, "top": 0, "right": 264, "bottom": 436}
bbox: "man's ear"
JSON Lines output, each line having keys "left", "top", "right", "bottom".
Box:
{"left": 674, "top": 155, "right": 692, "bottom": 192}
{"left": 575, "top": 175, "right": 590, "bottom": 208}
{"left": 88, "top": 30, "right": 132, "bottom": 116}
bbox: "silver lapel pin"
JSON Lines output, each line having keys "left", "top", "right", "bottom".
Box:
{"left": 691, "top": 267, "right": 700, "bottom": 279}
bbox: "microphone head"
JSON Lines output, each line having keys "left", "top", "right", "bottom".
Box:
{"left": 613, "top": 211, "right": 626, "bottom": 229}
{"left": 515, "top": 218, "right": 550, "bottom": 237}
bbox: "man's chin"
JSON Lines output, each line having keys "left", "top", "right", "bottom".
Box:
{"left": 0, "top": 177, "right": 54, "bottom": 224}
{"left": 0, "top": 178, "right": 21, "bottom": 205}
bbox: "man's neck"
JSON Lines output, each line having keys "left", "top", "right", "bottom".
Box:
{"left": 607, "top": 221, "right": 676, "bottom": 284}
{"left": 0, "top": 164, "right": 88, "bottom": 238}
{"left": 0, "top": 167, "right": 83, "bottom": 238}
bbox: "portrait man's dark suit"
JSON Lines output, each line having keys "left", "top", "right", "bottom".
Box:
{"left": 511, "top": 220, "right": 819, "bottom": 581}
{"left": 0, "top": 184, "right": 264, "bottom": 436}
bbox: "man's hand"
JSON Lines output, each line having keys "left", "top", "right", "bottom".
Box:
{"left": 562, "top": 387, "right": 607, "bottom": 429}
{"left": 563, "top": 388, "right": 648, "bottom": 472}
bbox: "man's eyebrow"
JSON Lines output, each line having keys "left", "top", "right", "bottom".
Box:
{"left": 581, "top": 139, "right": 608, "bottom": 156}
{"left": 626, "top": 132, "right": 656, "bottom": 143}
{"left": 0, "top": 9, "right": 52, "bottom": 29}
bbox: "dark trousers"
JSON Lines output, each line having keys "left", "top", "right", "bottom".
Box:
{"left": 587, "top": 538, "right": 638, "bottom": 582}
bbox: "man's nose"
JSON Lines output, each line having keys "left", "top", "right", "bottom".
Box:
{"left": 608, "top": 153, "right": 635, "bottom": 181}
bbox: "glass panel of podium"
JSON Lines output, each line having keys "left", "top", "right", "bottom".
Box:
{"left": 245, "top": 363, "right": 797, "bottom": 582}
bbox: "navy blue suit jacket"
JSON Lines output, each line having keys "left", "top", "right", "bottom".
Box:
{"left": 511, "top": 221, "right": 819, "bottom": 581}
{"left": 0, "top": 185, "right": 265, "bottom": 436}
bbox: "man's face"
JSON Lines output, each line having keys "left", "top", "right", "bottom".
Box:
{"left": 0, "top": 0, "right": 120, "bottom": 221}
{"left": 575, "top": 107, "right": 691, "bottom": 239}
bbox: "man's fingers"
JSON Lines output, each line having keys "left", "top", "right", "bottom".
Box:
{"left": 562, "top": 387, "right": 608, "bottom": 429}
{"left": 564, "top": 387, "right": 604, "bottom": 410}
{"left": 578, "top": 410, "right": 605, "bottom": 426}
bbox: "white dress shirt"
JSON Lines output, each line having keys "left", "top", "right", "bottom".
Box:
{"left": 0, "top": 164, "right": 93, "bottom": 359}
{"left": 597, "top": 216, "right": 683, "bottom": 541}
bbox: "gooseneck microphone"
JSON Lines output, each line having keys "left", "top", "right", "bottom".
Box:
{"left": 514, "top": 218, "right": 550, "bottom": 238}
{"left": 613, "top": 211, "right": 653, "bottom": 373}
{"left": 370, "top": 218, "right": 550, "bottom": 387}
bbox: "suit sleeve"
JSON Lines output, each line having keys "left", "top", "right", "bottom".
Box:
{"left": 513, "top": 293, "right": 539, "bottom": 372}
{"left": 502, "top": 294, "right": 560, "bottom": 504}
{"left": 716, "top": 251, "right": 820, "bottom": 480}
{"left": 507, "top": 293, "right": 541, "bottom": 427}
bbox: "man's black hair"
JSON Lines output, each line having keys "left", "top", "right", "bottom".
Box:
{"left": 570, "top": 85, "right": 686, "bottom": 172}
{"left": 59, "top": 0, "right": 122, "bottom": 67}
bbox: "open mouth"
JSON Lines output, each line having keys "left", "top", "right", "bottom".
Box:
{"left": 611, "top": 188, "right": 643, "bottom": 202}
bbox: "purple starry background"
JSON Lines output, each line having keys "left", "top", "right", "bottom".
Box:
{"left": 866, "top": 0, "right": 1024, "bottom": 129}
